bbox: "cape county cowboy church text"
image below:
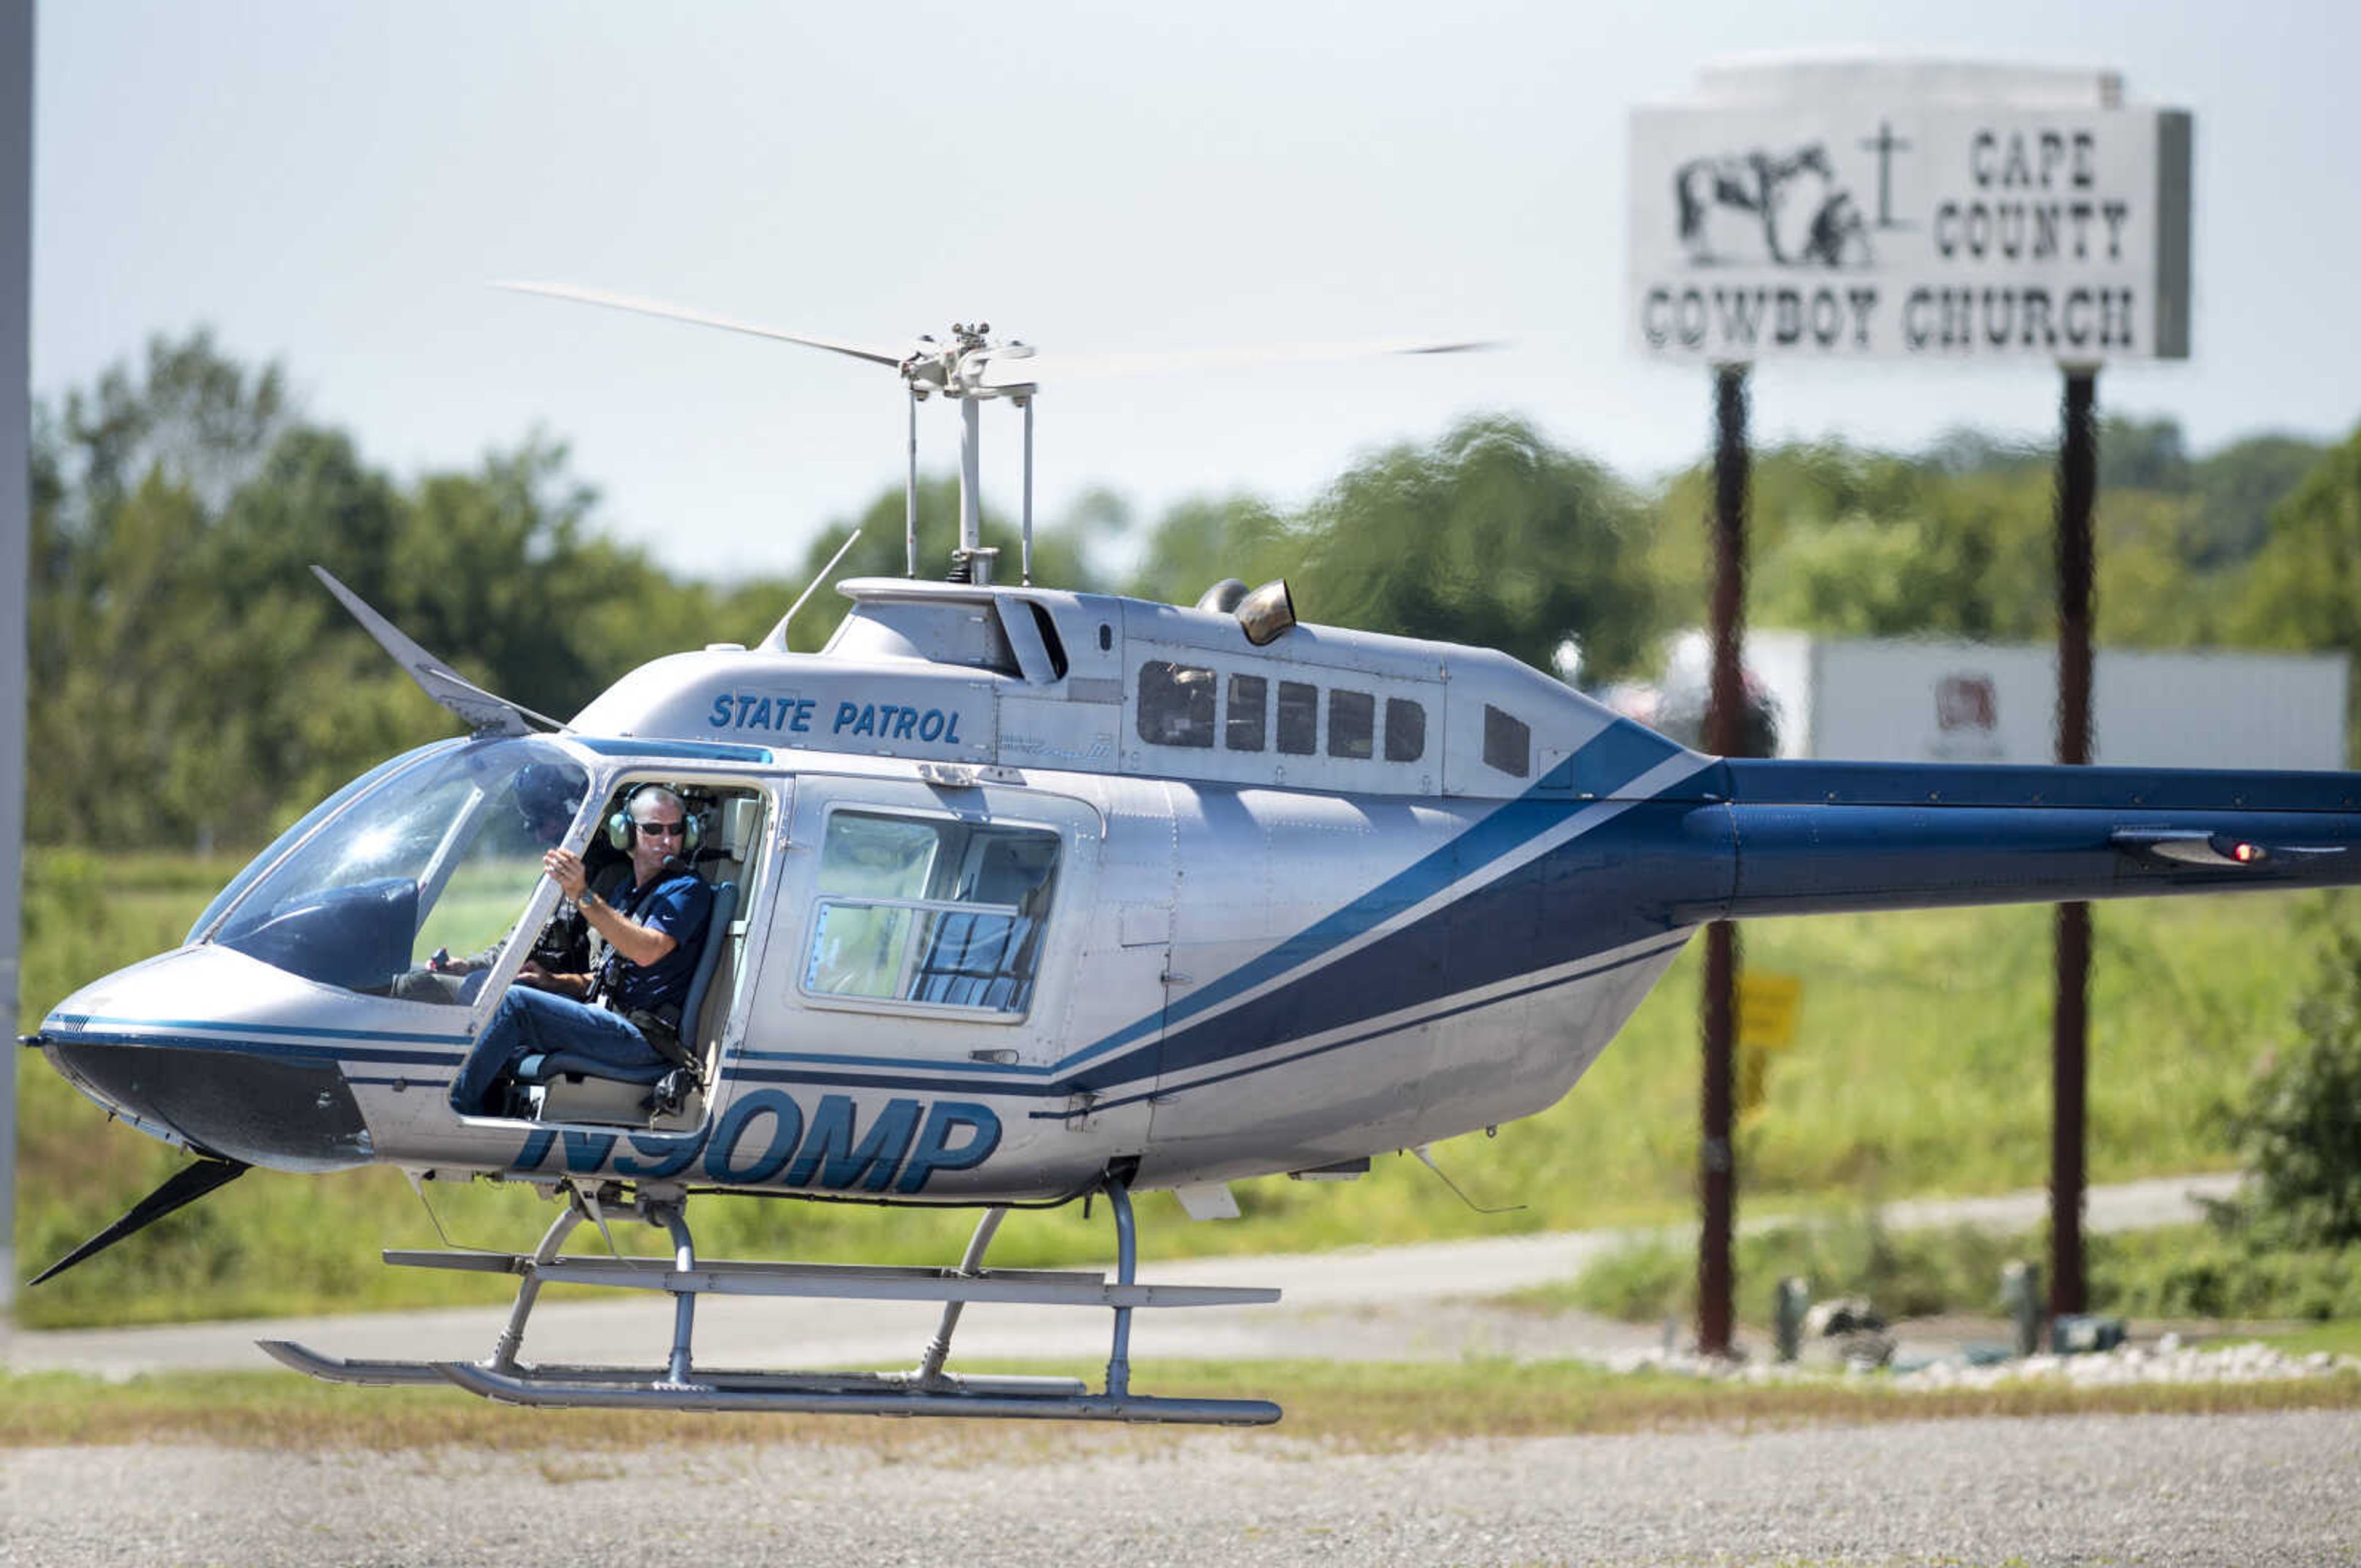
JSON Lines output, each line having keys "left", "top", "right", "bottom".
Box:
{"left": 1627, "top": 79, "right": 2191, "bottom": 364}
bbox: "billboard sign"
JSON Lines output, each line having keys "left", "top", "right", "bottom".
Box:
{"left": 1629, "top": 65, "right": 2191, "bottom": 364}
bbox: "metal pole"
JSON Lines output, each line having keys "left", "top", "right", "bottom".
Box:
{"left": 957, "top": 396, "right": 982, "bottom": 562}
{"left": 1699, "top": 361, "right": 1749, "bottom": 1360}
{"left": 0, "top": 0, "right": 34, "bottom": 1316}
{"left": 1105, "top": 1180, "right": 1138, "bottom": 1398}
{"left": 2050, "top": 365, "right": 2098, "bottom": 1322}
{"left": 915, "top": 1205, "right": 1006, "bottom": 1385}
{"left": 1020, "top": 396, "right": 1034, "bottom": 586}
{"left": 905, "top": 386, "right": 919, "bottom": 578}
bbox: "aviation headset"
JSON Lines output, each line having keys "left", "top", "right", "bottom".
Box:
{"left": 606, "top": 782, "right": 702, "bottom": 855}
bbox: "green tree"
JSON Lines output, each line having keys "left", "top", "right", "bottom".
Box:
{"left": 1666, "top": 427, "right": 2287, "bottom": 657}
{"left": 1122, "top": 492, "right": 1294, "bottom": 610}
{"left": 2215, "top": 907, "right": 2361, "bottom": 1247}
{"left": 1290, "top": 415, "right": 1659, "bottom": 677}
{"left": 2190, "top": 433, "right": 2327, "bottom": 569}
{"left": 2096, "top": 414, "right": 2191, "bottom": 495}
{"left": 25, "top": 336, "right": 742, "bottom": 848}
{"left": 2229, "top": 422, "right": 2361, "bottom": 752}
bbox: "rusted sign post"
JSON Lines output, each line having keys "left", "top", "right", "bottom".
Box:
{"left": 1699, "top": 362, "right": 1749, "bottom": 1357}
{"left": 2051, "top": 368, "right": 2099, "bottom": 1317}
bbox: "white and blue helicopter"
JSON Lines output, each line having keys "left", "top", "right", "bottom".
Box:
{"left": 26, "top": 285, "right": 2361, "bottom": 1425}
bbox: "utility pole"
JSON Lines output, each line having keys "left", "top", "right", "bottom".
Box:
{"left": 0, "top": 0, "right": 33, "bottom": 1315}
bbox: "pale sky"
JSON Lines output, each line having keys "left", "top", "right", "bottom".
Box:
{"left": 32, "top": 1, "right": 2361, "bottom": 581}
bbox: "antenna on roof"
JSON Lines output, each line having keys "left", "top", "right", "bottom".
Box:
{"left": 761, "top": 529, "right": 864, "bottom": 653}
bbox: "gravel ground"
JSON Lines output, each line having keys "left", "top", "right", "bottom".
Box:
{"left": 4, "top": 1410, "right": 2357, "bottom": 1567}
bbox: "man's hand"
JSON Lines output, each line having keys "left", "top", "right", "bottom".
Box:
{"left": 544, "top": 847, "right": 589, "bottom": 900}
{"left": 516, "top": 959, "right": 591, "bottom": 999}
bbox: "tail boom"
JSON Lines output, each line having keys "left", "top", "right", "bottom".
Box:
{"left": 1710, "top": 759, "right": 2361, "bottom": 918}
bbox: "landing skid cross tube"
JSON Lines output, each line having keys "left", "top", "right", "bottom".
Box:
{"left": 262, "top": 1183, "right": 1283, "bottom": 1425}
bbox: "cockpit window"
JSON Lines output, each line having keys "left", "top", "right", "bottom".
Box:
{"left": 207, "top": 738, "right": 590, "bottom": 997}
{"left": 184, "top": 741, "right": 456, "bottom": 945}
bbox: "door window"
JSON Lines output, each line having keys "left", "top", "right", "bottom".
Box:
{"left": 804, "top": 810, "right": 1061, "bottom": 1015}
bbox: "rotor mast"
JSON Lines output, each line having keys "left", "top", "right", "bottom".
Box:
{"left": 903, "top": 321, "right": 1035, "bottom": 586}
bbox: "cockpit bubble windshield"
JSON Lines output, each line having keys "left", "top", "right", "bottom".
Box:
{"left": 209, "top": 738, "right": 590, "bottom": 998}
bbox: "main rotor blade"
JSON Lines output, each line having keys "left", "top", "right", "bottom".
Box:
{"left": 30, "top": 1157, "right": 250, "bottom": 1286}
{"left": 978, "top": 336, "right": 1505, "bottom": 389}
{"left": 494, "top": 280, "right": 909, "bottom": 368}
{"left": 312, "top": 567, "right": 562, "bottom": 737}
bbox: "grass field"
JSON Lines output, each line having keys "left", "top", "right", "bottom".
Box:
{"left": 13, "top": 849, "right": 2344, "bottom": 1330}
{"left": 4, "top": 1360, "right": 2356, "bottom": 1453}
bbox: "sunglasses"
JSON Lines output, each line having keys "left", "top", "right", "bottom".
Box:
{"left": 635, "top": 819, "right": 689, "bottom": 838}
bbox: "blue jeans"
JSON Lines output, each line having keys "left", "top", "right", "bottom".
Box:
{"left": 449, "top": 986, "right": 665, "bottom": 1114}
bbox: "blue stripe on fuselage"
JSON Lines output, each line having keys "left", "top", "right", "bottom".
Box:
{"left": 1057, "top": 720, "right": 1699, "bottom": 1078}
{"left": 1074, "top": 795, "right": 1731, "bottom": 1093}
{"left": 45, "top": 1012, "right": 471, "bottom": 1046}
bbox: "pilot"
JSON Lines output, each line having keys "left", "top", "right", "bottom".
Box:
{"left": 449, "top": 783, "right": 714, "bottom": 1117}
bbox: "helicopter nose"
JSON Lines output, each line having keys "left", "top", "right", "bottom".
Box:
{"left": 38, "top": 956, "right": 379, "bottom": 1173}
{"left": 40, "top": 1028, "right": 373, "bottom": 1173}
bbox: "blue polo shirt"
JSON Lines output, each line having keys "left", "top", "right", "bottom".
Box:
{"left": 608, "top": 872, "right": 714, "bottom": 1016}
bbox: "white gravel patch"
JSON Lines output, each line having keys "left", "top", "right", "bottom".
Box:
{"left": 4, "top": 1411, "right": 2357, "bottom": 1566}
{"left": 1599, "top": 1336, "right": 2361, "bottom": 1389}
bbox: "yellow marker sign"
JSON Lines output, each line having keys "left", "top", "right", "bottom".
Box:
{"left": 1738, "top": 972, "right": 1802, "bottom": 1053}
{"left": 1737, "top": 972, "right": 1803, "bottom": 1119}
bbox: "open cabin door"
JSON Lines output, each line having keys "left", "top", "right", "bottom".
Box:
{"left": 498, "top": 772, "right": 783, "bottom": 1132}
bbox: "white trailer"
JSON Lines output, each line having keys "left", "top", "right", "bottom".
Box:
{"left": 1737, "top": 631, "right": 2349, "bottom": 770}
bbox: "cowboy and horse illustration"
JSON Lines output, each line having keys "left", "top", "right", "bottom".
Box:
{"left": 1675, "top": 143, "right": 1872, "bottom": 269}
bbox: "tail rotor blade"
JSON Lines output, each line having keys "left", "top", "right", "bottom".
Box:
{"left": 30, "top": 1157, "right": 250, "bottom": 1286}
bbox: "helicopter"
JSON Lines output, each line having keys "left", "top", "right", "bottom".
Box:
{"left": 25, "top": 284, "right": 2361, "bottom": 1426}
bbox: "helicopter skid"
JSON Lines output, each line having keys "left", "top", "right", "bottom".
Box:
{"left": 259, "top": 1339, "right": 1088, "bottom": 1399}
{"left": 256, "top": 1181, "right": 1284, "bottom": 1425}
{"left": 435, "top": 1361, "right": 1278, "bottom": 1424}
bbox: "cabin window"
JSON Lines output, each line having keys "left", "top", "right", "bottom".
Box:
{"left": 1226, "top": 674, "right": 1267, "bottom": 751}
{"left": 1385, "top": 698, "right": 1426, "bottom": 763}
{"left": 1484, "top": 704, "right": 1531, "bottom": 778}
{"left": 804, "top": 810, "right": 1059, "bottom": 1015}
{"left": 1276, "top": 680, "right": 1318, "bottom": 755}
{"left": 1327, "top": 689, "right": 1374, "bottom": 759}
{"left": 1136, "top": 661, "right": 1216, "bottom": 748}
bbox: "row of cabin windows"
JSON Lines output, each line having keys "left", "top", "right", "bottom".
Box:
{"left": 1133, "top": 661, "right": 1531, "bottom": 773}
{"left": 1138, "top": 660, "right": 1534, "bottom": 776}
{"left": 1137, "top": 661, "right": 1423, "bottom": 760}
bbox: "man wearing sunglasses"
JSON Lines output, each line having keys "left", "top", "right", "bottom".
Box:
{"left": 451, "top": 783, "right": 714, "bottom": 1118}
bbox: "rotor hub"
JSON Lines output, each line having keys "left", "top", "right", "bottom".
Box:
{"left": 903, "top": 323, "right": 1034, "bottom": 401}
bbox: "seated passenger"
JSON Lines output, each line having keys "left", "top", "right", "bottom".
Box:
{"left": 449, "top": 784, "right": 713, "bottom": 1116}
